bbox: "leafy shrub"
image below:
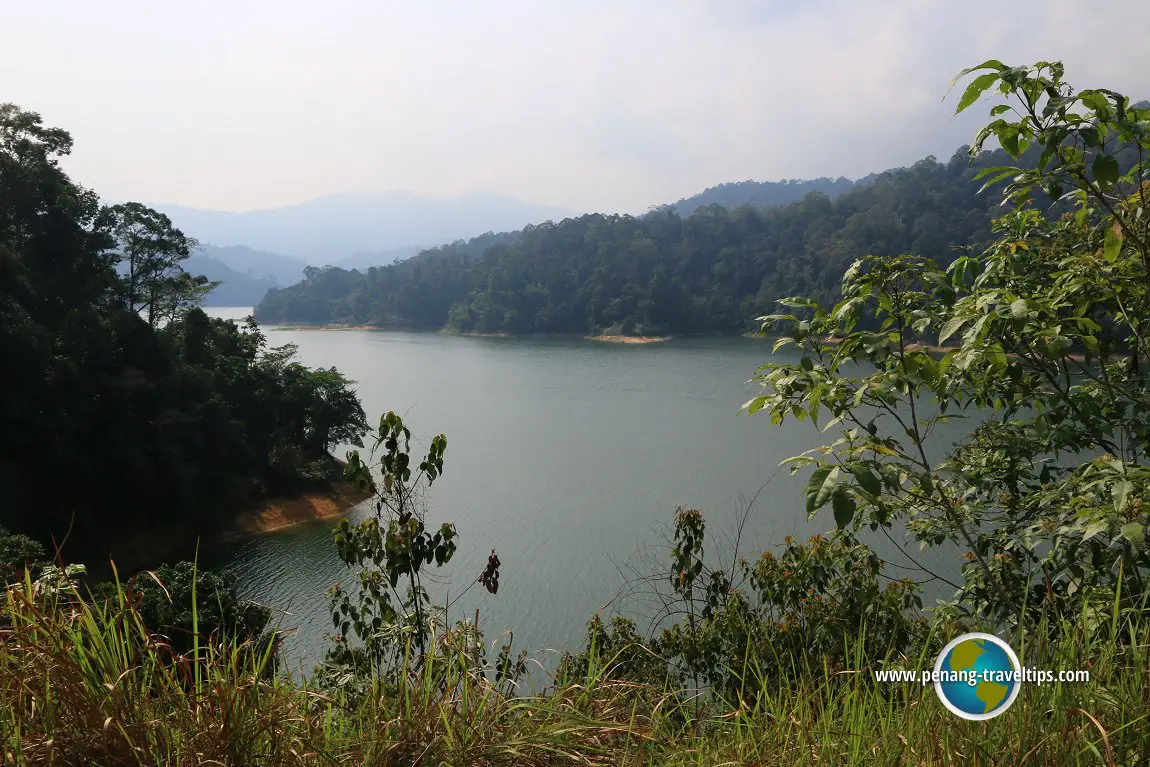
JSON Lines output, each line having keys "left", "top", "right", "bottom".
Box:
{"left": 0, "top": 526, "right": 48, "bottom": 586}
{"left": 92, "top": 562, "right": 275, "bottom": 659}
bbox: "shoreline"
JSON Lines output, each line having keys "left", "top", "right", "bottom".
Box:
{"left": 454, "top": 330, "right": 672, "bottom": 344}
{"left": 261, "top": 323, "right": 677, "bottom": 344}
{"left": 268, "top": 323, "right": 400, "bottom": 332}
{"left": 585, "top": 334, "right": 671, "bottom": 344}
{"left": 220, "top": 479, "right": 373, "bottom": 540}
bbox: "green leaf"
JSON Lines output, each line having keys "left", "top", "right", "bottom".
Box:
{"left": 999, "top": 125, "right": 1021, "bottom": 157}
{"left": 1104, "top": 224, "right": 1124, "bottom": 263}
{"left": 1113, "top": 480, "right": 1133, "bottom": 514}
{"left": 1093, "top": 154, "right": 1119, "bottom": 186}
{"left": 948, "top": 60, "right": 1006, "bottom": 94}
{"left": 853, "top": 466, "right": 882, "bottom": 497}
{"left": 1009, "top": 298, "right": 1028, "bottom": 318}
{"left": 832, "top": 490, "right": 856, "bottom": 529}
{"left": 1082, "top": 521, "right": 1108, "bottom": 542}
{"left": 938, "top": 316, "right": 969, "bottom": 345}
{"left": 1120, "top": 522, "right": 1145, "bottom": 548}
{"left": 955, "top": 72, "right": 1001, "bottom": 115}
{"left": 805, "top": 466, "right": 840, "bottom": 515}
{"left": 977, "top": 169, "right": 1021, "bottom": 194}
{"left": 1080, "top": 91, "right": 1109, "bottom": 113}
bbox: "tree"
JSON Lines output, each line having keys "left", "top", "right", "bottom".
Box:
{"left": 1, "top": 102, "right": 375, "bottom": 564}
{"left": 745, "top": 60, "right": 1150, "bottom": 629}
{"left": 326, "top": 412, "right": 455, "bottom": 678}
{"left": 293, "top": 367, "right": 370, "bottom": 457}
{"left": 107, "top": 202, "right": 207, "bottom": 327}
{"left": 324, "top": 412, "right": 502, "bottom": 685}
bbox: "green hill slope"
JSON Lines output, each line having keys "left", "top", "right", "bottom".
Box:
{"left": 256, "top": 148, "right": 1010, "bottom": 335}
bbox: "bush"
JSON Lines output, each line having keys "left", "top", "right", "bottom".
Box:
{"left": 92, "top": 562, "right": 275, "bottom": 660}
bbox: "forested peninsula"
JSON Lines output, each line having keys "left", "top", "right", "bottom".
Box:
{"left": 254, "top": 148, "right": 1018, "bottom": 335}
{"left": 0, "top": 104, "right": 370, "bottom": 563}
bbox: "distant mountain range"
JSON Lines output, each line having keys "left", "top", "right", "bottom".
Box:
{"left": 154, "top": 191, "right": 575, "bottom": 263}
{"left": 179, "top": 179, "right": 882, "bottom": 305}
{"left": 192, "top": 244, "right": 307, "bottom": 282}
{"left": 186, "top": 255, "right": 277, "bottom": 307}
{"left": 184, "top": 244, "right": 307, "bottom": 307}
{"left": 252, "top": 149, "right": 1012, "bottom": 334}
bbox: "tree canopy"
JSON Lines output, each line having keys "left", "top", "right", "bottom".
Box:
{"left": 747, "top": 60, "right": 1150, "bottom": 628}
{"left": 255, "top": 148, "right": 1022, "bottom": 336}
{"left": 0, "top": 104, "right": 369, "bottom": 558}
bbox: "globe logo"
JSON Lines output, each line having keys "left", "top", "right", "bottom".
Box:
{"left": 934, "top": 632, "right": 1021, "bottom": 720}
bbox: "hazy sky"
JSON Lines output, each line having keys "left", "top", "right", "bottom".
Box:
{"left": 5, "top": 0, "right": 1148, "bottom": 214}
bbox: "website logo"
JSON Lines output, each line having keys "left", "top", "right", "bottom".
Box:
{"left": 932, "top": 632, "right": 1022, "bottom": 720}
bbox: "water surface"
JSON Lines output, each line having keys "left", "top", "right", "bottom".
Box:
{"left": 205, "top": 307, "right": 958, "bottom": 672}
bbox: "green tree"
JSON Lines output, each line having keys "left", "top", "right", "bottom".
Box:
{"left": 107, "top": 202, "right": 209, "bottom": 327}
{"left": 745, "top": 60, "right": 1150, "bottom": 629}
{"left": 1, "top": 103, "right": 371, "bottom": 554}
{"left": 323, "top": 411, "right": 506, "bottom": 689}
{"left": 255, "top": 149, "right": 1014, "bottom": 337}
{"left": 326, "top": 412, "right": 458, "bottom": 679}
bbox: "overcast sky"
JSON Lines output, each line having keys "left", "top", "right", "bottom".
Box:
{"left": 4, "top": 0, "right": 1148, "bottom": 214}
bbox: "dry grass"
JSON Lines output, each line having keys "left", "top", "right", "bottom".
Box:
{"left": 2, "top": 572, "right": 1148, "bottom": 766}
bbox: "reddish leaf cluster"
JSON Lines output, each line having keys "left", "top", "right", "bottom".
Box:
{"left": 479, "top": 550, "right": 501, "bottom": 595}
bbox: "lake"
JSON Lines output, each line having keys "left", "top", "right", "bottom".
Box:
{"left": 205, "top": 307, "right": 960, "bottom": 674}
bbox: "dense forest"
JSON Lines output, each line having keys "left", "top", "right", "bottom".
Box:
{"left": 254, "top": 148, "right": 1015, "bottom": 335}
{"left": 0, "top": 104, "right": 368, "bottom": 558}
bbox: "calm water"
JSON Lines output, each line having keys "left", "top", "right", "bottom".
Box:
{"left": 205, "top": 307, "right": 959, "bottom": 673}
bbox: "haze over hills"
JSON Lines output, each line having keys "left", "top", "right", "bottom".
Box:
{"left": 153, "top": 190, "right": 575, "bottom": 263}
{"left": 193, "top": 244, "right": 307, "bottom": 283}
{"left": 183, "top": 178, "right": 883, "bottom": 304}
{"left": 184, "top": 255, "right": 278, "bottom": 307}
{"left": 334, "top": 245, "right": 422, "bottom": 272}
{"left": 253, "top": 148, "right": 1014, "bottom": 334}
{"left": 186, "top": 244, "right": 307, "bottom": 306}
{"left": 671, "top": 176, "right": 863, "bottom": 216}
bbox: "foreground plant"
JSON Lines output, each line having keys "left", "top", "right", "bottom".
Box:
{"left": 324, "top": 411, "right": 505, "bottom": 690}
{"left": 5, "top": 565, "right": 1147, "bottom": 765}
{"left": 746, "top": 60, "right": 1150, "bottom": 630}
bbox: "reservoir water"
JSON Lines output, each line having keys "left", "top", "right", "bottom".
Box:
{"left": 205, "top": 307, "right": 959, "bottom": 674}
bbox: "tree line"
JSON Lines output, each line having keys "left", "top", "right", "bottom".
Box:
{"left": 255, "top": 147, "right": 1026, "bottom": 335}
{"left": 0, "top": 104, "right": 368, "bottom": 559}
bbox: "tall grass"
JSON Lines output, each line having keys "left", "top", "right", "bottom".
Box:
{"left": 1, "top": 570, "right": 1147, "bottom": 766}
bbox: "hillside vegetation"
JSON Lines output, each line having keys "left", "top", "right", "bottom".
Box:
{"left": 255, "top": 148, "right": 1010, "bottom": 335}
{"left": 0, "top": 105, "right": 368, "bottom": 558}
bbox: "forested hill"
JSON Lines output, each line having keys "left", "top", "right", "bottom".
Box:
{"left": 672, "top": 176, "right": 859, "bottom": 217}
{"left": 1, "top": 104, "right": 369, "bottom": 557}
{"left": 254, "top": 148, "right": 1012, "bottom": 335}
